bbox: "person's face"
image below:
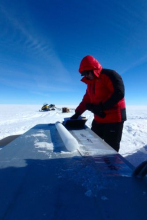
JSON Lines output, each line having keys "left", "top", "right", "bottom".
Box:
{"left": 85, "top": 71, "right": 94, "bottom": 80}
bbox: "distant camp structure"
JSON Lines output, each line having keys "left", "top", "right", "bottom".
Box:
{"left": 62, "top": 107, "right": 70, "bottom": 113}
{"left": 41, "top": 104, "right": 55, "bottom": 111}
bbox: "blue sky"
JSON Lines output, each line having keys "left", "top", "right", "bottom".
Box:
{"left": 0, "top": 0, "right": 147, "bottom": 105}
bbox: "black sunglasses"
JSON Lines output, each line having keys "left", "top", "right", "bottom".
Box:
{"left": 81, "top": 70, "right": 93, "bottom": 76}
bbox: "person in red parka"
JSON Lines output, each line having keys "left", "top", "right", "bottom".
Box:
{"left": 71, "top": 55, "right": 127, "bottom": 152}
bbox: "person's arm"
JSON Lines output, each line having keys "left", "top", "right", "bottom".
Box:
{"left": 70, "top": 89, "right": 90, "bottom": 119}
{"left": 102, "top": 69, "right": 125, "bottom": 110}
{"left": 75, "top": 89, "right": 90, "bottom": 114}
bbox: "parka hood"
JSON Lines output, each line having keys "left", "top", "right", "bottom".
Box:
{"left": 79, "top": 55, "right": 102, "bottom": 78}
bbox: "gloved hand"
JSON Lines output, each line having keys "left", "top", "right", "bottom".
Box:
{"left": 86, "top": 102, "right": 106, "bottom": 118}
{"left": 70, "top": 112, "right": 80, "bottom": 120}
{"left": 86, "top": 103, "right": 94, "bottom": 111}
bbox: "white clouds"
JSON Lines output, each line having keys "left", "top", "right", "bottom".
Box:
{"left": 122, "top": 55, "right": 147, "bottom": 74}
{"left": 0, "top": 4, "right": 72, "bottom": 92}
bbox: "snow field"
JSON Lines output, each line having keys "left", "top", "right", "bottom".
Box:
{"left": 0, "top": 104, "right": 147, "bottom": 167}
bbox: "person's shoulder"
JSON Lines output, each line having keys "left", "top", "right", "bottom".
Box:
{"left": 101, "top": 68, "right": 117, "bottom": 74}
{"left": 101, "top": 68, "right": 121, "bottom": 77}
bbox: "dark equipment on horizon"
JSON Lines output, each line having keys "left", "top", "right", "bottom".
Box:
{"left": 41, "top": 104, "right": 55, "bottom": 111}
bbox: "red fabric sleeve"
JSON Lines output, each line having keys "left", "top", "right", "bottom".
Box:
{"left": 75, "top": 89, "right": 90, "bottom": 114}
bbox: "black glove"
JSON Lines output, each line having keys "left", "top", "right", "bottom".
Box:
{"left": 70, "top": 112, "right": 81, "bottom": 120}
{"left": 86, "top": 102, "right": 106, "bottom": 118}
{"left": 86, "top": 103, "right": 94, "bottom": 111}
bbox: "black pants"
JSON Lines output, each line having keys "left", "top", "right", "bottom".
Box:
{"left": 91, "top": 120, "right": 124, "bottom": 152}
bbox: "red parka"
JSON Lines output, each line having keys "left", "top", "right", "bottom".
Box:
{"left": 76, "top": 55, "right": 127, "bottom": 123}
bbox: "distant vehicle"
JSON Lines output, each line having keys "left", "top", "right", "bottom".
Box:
{"left": 41, "top": 104, "right": 49, "bottom": 111}
{"left": 49, "top": 104, "right": 55, "bottom": 109}
{"left": 41, "top": 104, "right": 55, "bottom": 111}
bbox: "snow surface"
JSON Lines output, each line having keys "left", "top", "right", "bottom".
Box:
{"left": 0, "top": 104, "right": 147, "bottom": 167}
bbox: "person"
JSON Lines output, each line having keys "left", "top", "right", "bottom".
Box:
{"left": 71, "top": 55, "right": 127, "bottom": 152}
